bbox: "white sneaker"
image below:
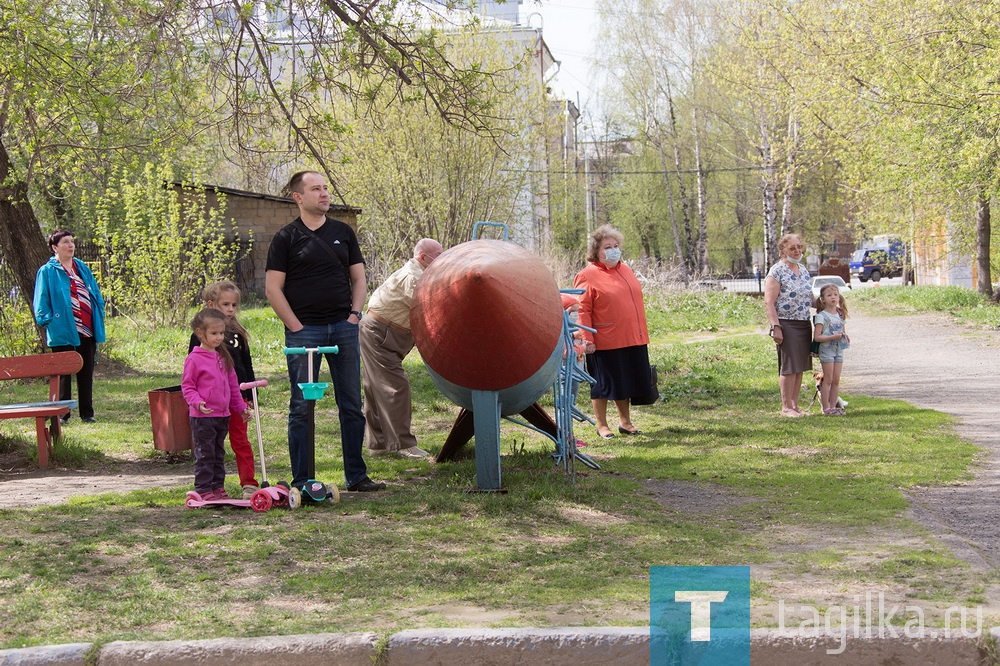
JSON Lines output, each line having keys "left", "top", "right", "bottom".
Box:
{"left": 398, "top": 446, "right": 431, "bottom": 459}
{"left": 242, "top": 485, "right": 259, "bottom": 499}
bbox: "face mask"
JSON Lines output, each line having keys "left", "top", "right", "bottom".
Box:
{"left": 568, "top": 311, "right": 579, "bottom": 324}
{"left": 603, "top": 247, "right": 622, "bottom": 263}
{"left": 785, "top": 256, "right": 802, "bottom": 265}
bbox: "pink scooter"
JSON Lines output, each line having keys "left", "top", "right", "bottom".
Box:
{"left": 185, "top": 380, "right": 303, "bottom": 512}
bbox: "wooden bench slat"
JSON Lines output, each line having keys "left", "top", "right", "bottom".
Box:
{"left": 0, "top": 400, "right": 77, "bottom": 413}
{"left": 0, "top": 351, "right": 83, "bottom": 381}
{"left": 0, "top": 406, "right": 71, "bottom": 419}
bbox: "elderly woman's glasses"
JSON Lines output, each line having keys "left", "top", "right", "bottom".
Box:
{"left": 787, "top": 245, "right": 804, "bottom": 250}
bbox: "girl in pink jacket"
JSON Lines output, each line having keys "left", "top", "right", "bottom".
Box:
{"left": 182, "top": 308, "right": 250, "bottom": 500}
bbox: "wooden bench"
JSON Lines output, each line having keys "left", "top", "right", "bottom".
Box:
{"left": 0, "top": 352, "right": 83, "bottom": 468}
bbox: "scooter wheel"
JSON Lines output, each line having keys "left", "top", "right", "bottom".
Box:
{"left": 287, "top": 487, "right": 301, "bottom": 510}
{"left": 250, "top": 489, "right": 273, "bottom": 513}
{"left": 328, "top": 484, "right": 340, "bottom": 504}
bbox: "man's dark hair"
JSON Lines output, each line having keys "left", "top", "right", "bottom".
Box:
{"left": 283, "top": 171, "right": 321, "bottom": 198}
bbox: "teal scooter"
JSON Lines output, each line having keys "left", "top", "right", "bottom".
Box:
{"left": 283, "top": 346, "right": 342, "bottom": 504}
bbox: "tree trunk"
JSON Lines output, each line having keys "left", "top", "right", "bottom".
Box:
{"left": 780, "top": 111, "right": 799, "bottom": 234}
{"left": 0, "top": 137, "right": 49, "bottom": 310}
{"left": 975, "top": 192, "right": 991, "bottom": 297}
{"left": 760, "top": 121, "right": 779, "bottom": 267}
{"left": 655, "top": 142, "right": 685, "bottom": 280}
{"left": 662, "top": 79, "right": 694, "bottom": 270}
{"left": 693, "top": 107, "right": 709, "bottom": 272}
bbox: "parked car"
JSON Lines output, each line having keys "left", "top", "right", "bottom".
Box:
{"left": 811, "top": 275, "right": 851, "bottom": 301}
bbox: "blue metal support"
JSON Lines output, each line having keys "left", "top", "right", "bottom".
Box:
{"left": 470, "top": 389, "right": 504, "bottom": 492}
{"left": 472, "top": 221, "right": 510, "bottom": 241}
{"left": 551, "top": 290, "right": 600, "bottom": 479}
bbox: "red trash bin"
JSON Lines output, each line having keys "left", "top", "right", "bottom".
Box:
{"left": 148, "top": 385, "right": 193, "bottom": 453}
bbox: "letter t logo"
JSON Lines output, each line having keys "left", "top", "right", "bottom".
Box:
{"left": 674, "top": 591, "right": 729, "bottom": 641}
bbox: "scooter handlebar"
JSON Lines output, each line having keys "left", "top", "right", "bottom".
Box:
{"left": 283, "top": 346, "right": 339, "bottom": 355}
{"left": 239, "top": 380, "right": 268, "bottom": 391}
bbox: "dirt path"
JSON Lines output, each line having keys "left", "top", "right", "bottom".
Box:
{"left": 0, "top": 458, "right": 192, "bottom": 508}
{"left": 844, "top": 311, "right": 1000, "bottom": 569}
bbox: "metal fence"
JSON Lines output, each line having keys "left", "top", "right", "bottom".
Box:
{"left": 689, "top": 276, "right": 765, "bottom": 294}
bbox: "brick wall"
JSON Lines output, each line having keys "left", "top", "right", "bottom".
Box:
{"left": 174, "top": 184, "right": 360, "bottom": 296}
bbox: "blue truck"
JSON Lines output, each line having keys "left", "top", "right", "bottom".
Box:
{"left": 850, "top": 235, "right": 906, "bottom": 282}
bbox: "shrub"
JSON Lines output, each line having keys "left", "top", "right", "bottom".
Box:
{"left": 84, "top": 163, "right": 246, "bottom": 329}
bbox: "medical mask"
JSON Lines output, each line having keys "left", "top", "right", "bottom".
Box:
{"left": 603, "top": 247, "right": 622, "bottom": 263}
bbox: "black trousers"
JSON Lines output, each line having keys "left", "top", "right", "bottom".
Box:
{"left": 52, "top": 336, "right": 97, "bottom": 419}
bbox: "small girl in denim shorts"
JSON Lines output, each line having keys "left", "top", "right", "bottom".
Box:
{"left": 813, "top": 284, "right": 850, "bottom": 415}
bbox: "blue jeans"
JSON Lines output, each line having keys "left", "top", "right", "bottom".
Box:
{"left": 285, "top": 322, "right": 367, "bottom": 487}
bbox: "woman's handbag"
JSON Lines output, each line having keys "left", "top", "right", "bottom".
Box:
{"left": 631, "top": 364, "right": 659, "bottom": 405}
{"left": 810, "top": 314, "right": 820, "bottom": 357}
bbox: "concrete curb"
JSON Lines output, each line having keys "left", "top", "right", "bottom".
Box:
{"left": 98, "top": 633, "right": 379, "bottom": 666}
{"left": 0, "top": 627, "right": 992, "bottom": 665}
{"left": 387, "top": 627, "right": 648, "bottom": 665}
{"left": 0, "top": 644, "right": 91, "bottom": 666}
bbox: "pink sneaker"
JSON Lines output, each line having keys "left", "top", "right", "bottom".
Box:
{"left": 214, "top": 487, "right": 230, "bottom": 500}
{"left": 575, "top": 438, "right": 588, "bottom": 448}
{"left": 197, "top": 489, "right": 217, "bottom": 501}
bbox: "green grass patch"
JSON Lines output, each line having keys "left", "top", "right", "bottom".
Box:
{"left": 0, "top": 290, "right": 984, "bottom": 647}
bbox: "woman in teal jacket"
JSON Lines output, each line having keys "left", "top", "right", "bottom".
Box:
{"left": 33, "top": 229, "right": 106, "bottom": 423}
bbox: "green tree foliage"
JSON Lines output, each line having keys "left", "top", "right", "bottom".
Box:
{"left": 0, "top": 0, "right": 522, "bottom": 312}
{"left": 0, "top": 0, "right": 209, "bottom": 304}
{"left": 548, "top": 151, "right": 589, "bottom": 262}
{"left": 82, "top": 164, "right": 243, "bottom": 328}
{"left": 601, "top": 150, "right": 671, "bottom": 262}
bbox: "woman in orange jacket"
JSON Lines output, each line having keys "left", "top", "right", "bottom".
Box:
{"left": 573, "top": 225, "right": 651, "bottom": 439}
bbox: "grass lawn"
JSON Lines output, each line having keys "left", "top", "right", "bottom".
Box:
{"left": 0, "top": 289, "right": 989, "bottom": 648}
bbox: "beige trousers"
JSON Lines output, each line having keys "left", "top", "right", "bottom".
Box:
{"left": 360, "top": 316, "right": 418, "bottom": 451}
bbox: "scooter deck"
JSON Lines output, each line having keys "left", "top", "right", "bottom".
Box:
{"left": 184, "top": 487, "right": 301, "bottom": 512}
{"left": 185, "top": 491, "right": 254, "bottom": 510}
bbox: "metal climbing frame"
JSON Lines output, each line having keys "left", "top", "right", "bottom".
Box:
{"left": 501, "top": 289, "right": 601, "bottom": 483}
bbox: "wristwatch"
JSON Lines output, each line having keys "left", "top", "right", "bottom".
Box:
{"left": 351, "top": 310, "right": 363, "bottom": 320}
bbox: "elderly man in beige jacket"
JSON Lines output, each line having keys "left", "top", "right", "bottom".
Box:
{"left": 361, "top": 238, "right": 443, "bottom": 459}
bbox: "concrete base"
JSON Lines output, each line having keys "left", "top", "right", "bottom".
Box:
{"left": 0, "top": 627, "right": 992, "bottom": 665}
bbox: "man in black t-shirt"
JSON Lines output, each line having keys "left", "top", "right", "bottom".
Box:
{"left": 265, "top": 171, "right": 385, "bottom": 493}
